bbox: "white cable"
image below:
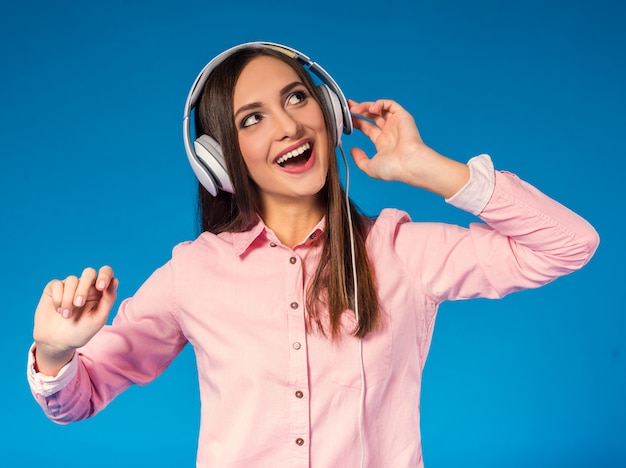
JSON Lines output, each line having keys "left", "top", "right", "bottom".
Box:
{"left": 338, "top": 143, "right": 366, "bottom": 468}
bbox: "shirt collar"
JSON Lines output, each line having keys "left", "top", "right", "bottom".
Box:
{"left": 220, "top": 217, "right": 326, "bottom": 256}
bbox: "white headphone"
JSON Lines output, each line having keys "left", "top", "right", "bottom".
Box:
{"left": 182, "top": 42, "right": 353, "bottom": 196}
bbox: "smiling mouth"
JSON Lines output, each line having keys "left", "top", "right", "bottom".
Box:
{"left": 275, "top": 142, "right": 312, "bottom": 168}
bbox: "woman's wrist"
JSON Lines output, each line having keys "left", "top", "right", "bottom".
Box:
{"left": 400, "top": 147, "right": 471, "bottom": 198}
{"left": 34, "top": 342, "right": 76, "bottom": 377}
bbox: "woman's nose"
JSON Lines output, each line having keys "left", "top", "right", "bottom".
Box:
{"left": 273, "top": 110, "right": 302, "bottom": 141}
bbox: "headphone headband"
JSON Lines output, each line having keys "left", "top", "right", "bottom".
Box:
{"left": 183, "top": 42, "right": 351, "bottom": 196}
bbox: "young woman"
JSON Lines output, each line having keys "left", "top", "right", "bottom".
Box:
{"left": 28, "top": 43, "right": 599, "bottom": 467}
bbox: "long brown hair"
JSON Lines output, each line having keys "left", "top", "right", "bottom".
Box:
{"left": 194, "top": 46, "right": 379, "bottom": 339}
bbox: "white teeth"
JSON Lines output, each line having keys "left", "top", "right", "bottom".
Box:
{"left": 276, "top": 142, "right": 311, "bottom": 165}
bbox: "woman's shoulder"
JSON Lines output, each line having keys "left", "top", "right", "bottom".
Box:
{"left": 367, "top": 208, "right": 413, "bottom": 235}
{"left": 171, "top": 231, "right": 231, "bottom": 257}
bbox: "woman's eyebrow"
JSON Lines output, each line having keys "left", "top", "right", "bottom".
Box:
{"left": 279, "top": 81, "right": 304, "bottom": 97}
{"left": 234, "top": 101, "right": 262, "bottom": 121}
{"left": 233, "top": 81, "right": 305, "bottom": 120}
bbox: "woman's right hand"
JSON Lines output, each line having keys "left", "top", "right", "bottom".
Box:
{"left": 33, "top": 266, "right": 118, "bottom": 376}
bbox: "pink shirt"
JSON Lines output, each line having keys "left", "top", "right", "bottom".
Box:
{"left": 28, "top": 155, "right": 599, "bottom": 467}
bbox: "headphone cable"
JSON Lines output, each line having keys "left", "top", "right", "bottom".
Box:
{"left": 338, "top": 143, "right": 366, "bottom": 468}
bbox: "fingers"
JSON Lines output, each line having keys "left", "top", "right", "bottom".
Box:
{"left": 348, "top": 100, "right": 395, "bottom": 143}
{"left": 367, "top": 99, "right": 404, "bottom": 115}
{"left": 95, "top": 266, "right": 114, "bottom": 292}
{"left": 73, "top": 268, "right": 97, "bottom": 308}
{"left": 48, "top": 279, "right": 66, "bottom": 314}
{"left": 60, "top": 275, "right": 79, "bottom": 318}
{"left": 349, "top": 99, "right": 404, "bottom": 124}
{"left": 349, "top": 147, "right": 371, "bottom": 174}
{"left": 47, "top": 266, "right": 116, "bottom": 319}
{"left": 351, "top": 114, "right": 382, "bottom": 141}
{"left": 349, "top": 100, "right": 382, "bottom": 127}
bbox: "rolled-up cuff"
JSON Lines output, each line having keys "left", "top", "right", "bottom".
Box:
{"left": 27, "top": 343, "right": 78, "bottom": 397}
{"left": 445, "top": 154, "right": 495, "bottom": 215}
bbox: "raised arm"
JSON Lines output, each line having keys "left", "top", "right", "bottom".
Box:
{"left": 350, "top": 98, "right": 599, "bottom": 300}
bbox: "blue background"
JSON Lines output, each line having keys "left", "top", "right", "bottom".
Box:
{"left": 2, "top": 0, "right": 624, "bottom": 466}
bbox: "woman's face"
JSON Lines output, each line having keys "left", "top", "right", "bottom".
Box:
{"left": 233, "top": 55, "right": 329, "bottom": 212}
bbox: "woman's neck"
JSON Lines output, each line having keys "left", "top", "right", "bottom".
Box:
{"left": 260, "top": 196, "right": 325, "bottom": 248}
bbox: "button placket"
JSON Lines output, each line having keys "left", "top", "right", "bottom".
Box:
{"left": 283, "top": 246, "right": 309, "bottom": 461}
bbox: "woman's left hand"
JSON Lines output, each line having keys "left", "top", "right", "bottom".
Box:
{"left": 348, "top": 99, "right": 470, "bottom": 198}
{"left": 348, "top": 99, "right": 424, "bottom": 181}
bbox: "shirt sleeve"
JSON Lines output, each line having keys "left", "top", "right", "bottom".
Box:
{"left": 389, "top": 154, "right": 599, "bottom": 302}
{"left": 27, "top": 259, "right": 188, "bottom": 424}
{"left": 27, "top": 343, "right": 78, "bottom": 397}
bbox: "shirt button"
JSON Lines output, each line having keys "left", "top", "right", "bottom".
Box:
{"left": 310, "top": 232, "right": 317, "bottom": 239}
{"left": 293, "top": 342, "right": 301, "bottom": 350}
{"left": 295, "top": 390, "right": 304, "bottom": 398}
{"left": 270, "top": 242, "right": 277, "bottom": 247}
{"left": 289, "top": 256, "right": 297, "bottom": 264}
{"left": 295, "top": 438, "right": 304, "bottom": 446}
{"left": 290, "top": 302, "right": 298, "bottom": 309}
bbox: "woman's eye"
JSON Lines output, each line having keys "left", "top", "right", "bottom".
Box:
{"left": 287, "top": 91, "right": 308, "bottom": 106}
{"left": 241, "top": 113, "right": 262, "bottom": 128}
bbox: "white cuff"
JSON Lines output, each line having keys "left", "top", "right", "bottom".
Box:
{"left": 27, "top": 343, "right": 78, "bottom": 397}
{"left": 445, "top": 154, "right": 495, "bottom": 215}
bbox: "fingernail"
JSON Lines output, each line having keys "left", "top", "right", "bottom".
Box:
{"left": 98, "top": 280, "right": 106, "bottom": 290}
{"left": 62, "top": 309, "right": 71, "bottom": 319}
{"left": 74, "top": 296, "right": 84, "bottom": 307}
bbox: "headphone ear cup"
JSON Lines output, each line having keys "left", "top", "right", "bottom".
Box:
{"left": 193, "top": 135, "right": 235, "bottom": 194}
{"left": 316, "top": 84, "right": 343, "bottom": 146}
